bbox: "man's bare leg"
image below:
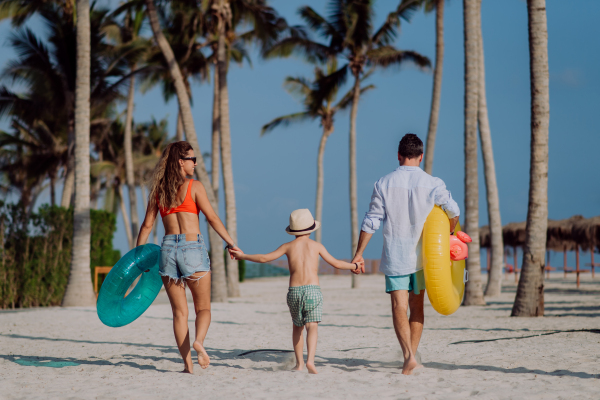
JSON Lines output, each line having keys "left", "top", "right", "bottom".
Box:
{"left": 390, "top": 290, "right": 419, "bottom": 375}
{"left": 408, "top": 291, "right": 425, "bottom": 355}
{"left": 187, "top": 272, "right": 211, "bottom": 369}
{"left": 162, "top": 277, "right": 194, "bottom": 373}
{"left": 305, "top": 322, "right": 318, "bottom": 374}
{"left": 292, "top": 324, "right": 304, "bottom": 371}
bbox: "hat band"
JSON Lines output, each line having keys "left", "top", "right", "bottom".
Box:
{"left": 289, "top": 221, "right": 316, "bottom": 233}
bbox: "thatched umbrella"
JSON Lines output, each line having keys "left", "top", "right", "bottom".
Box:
{"left": 481, "top": 215, "right": 600, "bottom": 286}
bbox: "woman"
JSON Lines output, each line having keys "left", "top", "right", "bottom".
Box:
{"left": 137, "top": 141, "right": 239, "bottom": 374}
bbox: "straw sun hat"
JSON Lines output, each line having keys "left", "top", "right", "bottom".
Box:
{"left": 285, "top": 209, "right": 321, "bottom": 235}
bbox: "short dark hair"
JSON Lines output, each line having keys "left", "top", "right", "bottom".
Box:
{"left": 398, "top": 133, "right": 423, "bottom": 158}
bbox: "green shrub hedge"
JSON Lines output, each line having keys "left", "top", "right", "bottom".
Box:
{"left": 0, "top": 203, "right": 120, "bottom": 309}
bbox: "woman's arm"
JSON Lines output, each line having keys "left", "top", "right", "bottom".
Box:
{"left": 193, "top": 181, "right": 236, "bottom": 247}
{"left": 230, "top": 243, "right": 288, "bottom": 264}
{"left": 319, "top": 244, "right": 364, "bottom": 271}
{"left": 136, "top": 198, "right": 158, "bottom": 247}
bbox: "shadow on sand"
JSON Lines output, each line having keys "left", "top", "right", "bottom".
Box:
{"left": 423, "top": 361, "right": 599, "bottom": 379}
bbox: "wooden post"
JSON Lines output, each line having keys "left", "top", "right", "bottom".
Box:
{"left": 504, "top": 249, "right": 507, "bottom": 273}
{"left": 564, "top": 246, "right": 567, "bottom": 278}
{"left": 514, "top": 246, "right": 518, "bottom": 283}
{"left": 592, "top": 251, "right": 595, "bottom": 279}
{"left": 576, "top": 244, "right": 580, "bottom": 288}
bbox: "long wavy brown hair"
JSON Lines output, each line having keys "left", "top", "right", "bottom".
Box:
{"left": 149, "top": 141, "right": 194, "bottom": 211}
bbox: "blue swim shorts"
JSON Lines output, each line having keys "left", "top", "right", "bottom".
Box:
{"left": 159, "top": 234, "right": 210, "bottom": 283}
{"left": 385, "top": 269, "right": 426, "bottom": 294}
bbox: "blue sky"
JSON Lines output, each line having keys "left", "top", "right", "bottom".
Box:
{"left": 1, "top": 0, "right": 599, "bottom": 267}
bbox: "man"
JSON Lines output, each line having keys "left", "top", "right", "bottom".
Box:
{"left": 351, "top": 133, "right": 459, "bottom": 375}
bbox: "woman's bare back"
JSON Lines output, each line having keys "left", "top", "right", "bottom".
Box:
{"left": 161, "top": 179, "right": 201, "bottom": 241}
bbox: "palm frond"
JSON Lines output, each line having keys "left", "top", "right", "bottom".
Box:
{"left": 367, "top": 46, "right": 431, "bottom": 69}
{"left": 334, "top": 83, "right": 375, "bottom": 111}
{"left": 282, "top": 76, "right": 312, "bottom": 100}
{"left": 310, "top": 63, "right": 349, "bottom": 113}
{"left": 260, "top": 112, "right": 314, "bottom": 136}
{"left": 395, "top": 0, "right": 424, "bottom": 22}
{"left": 263, "top": 36, "right": 331, "bottom": 63}
{"left": 297, "top": 6, "right": 341, "bottom": 42}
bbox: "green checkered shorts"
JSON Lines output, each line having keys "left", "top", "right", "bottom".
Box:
{"left": 286, "top": 285, "right": 323, "bottom": 327}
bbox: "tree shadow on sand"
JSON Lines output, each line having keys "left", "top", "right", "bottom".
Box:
{"left": 423, "top": 361, "right": 599, "bottom": 379}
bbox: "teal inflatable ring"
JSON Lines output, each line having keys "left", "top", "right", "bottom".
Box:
{"left": 97, "top": 244, "right": 163, "bottom": 327}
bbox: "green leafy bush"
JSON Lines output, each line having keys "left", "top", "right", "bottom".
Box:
{"left": 0, "top": 203, "right": 120, "bottom": 309}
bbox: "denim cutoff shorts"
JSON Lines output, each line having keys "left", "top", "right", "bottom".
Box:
{"left": 160, "top": 234, "right": 211, "bottom": 282}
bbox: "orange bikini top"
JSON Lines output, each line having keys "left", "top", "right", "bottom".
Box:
{"left": 158, "top": 179, "right": 199, "bottom": 218}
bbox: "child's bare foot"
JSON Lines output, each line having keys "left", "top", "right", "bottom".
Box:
{"left": 306, "top": 362, "right": 318, "bottom": 374}
{"left": 193, "top": 340, "right": 210, "bottom": 369}
{"left": 401, "top": 356, "right": 421, "bottom": 375}
{"left": 291, "top": 363, "right": 304, "bottom": 371}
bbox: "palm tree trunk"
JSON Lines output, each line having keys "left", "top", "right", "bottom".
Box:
{"left": 217, "top": 11, "right": 240, "bottom": 297}
{"left": 62, "top": 0, "right": 96, "bottom": 307}
{"left": 176, "top": 110, "right": 184, "bottom": 141}
{"left": 349, "top": 75, "right": 360, "bottom": 289}
{"left": 423, "top": 0, "right": 445, "bottom": 175}
{"left": 315, "top": 125, "right": 333, "bottom": 244}
{"left": 462, "top": 0, "right": 485, "bottom": 306}
{"left": 141, "top": 183, "right": 148, "bottom": 207}
{"left": 124, "top": 74, "right": 140, "bottom": 246}
{"left": 211, "top": 64, "right": 220, "bottom": 203}
{"left": 50, "top": 174, "right": 56, "bottom": 207}
{"left": 511, "top": 0, "right": 550, "bottom": 317}
{"left": 61, "top": 160, "right": 75, "bottom": 208}
{"left": 145, "top": 0, "right": 228, "bottom": 302}
{"left": 118, "top": 184, "right": 134, "bottom": 249}
{"left": 477, "top": 9, "right": 504, "bottom": 297}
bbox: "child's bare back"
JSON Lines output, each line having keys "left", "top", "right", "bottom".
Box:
{"left": 283, "top": 236, "right": 325, "bottom": 287}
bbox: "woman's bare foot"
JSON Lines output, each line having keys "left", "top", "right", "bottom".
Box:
{"left": 181, "top": 363, "right": 193, "bottom": 374}
{"left": 291, "top": 363, "right": 304, "bottom": 371}
{"left": 401, "top": 356, "right": 422, "bottom": 375}
{"left": 193, "top": 340, "right": 210, "bottom": 369}
{"left": 306, "top": 362, "right": 318, "bottom": 374}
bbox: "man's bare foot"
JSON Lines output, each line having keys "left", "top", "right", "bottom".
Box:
{"left": 181, "top": 366, "right": 193, "bottom": 374}
{"left": 193, "top": 340, "right": 210, "bottom": 369}
{"left": 306, "top": 362, "right": 318, "bottom": 374}
{"left": 401, "top": 357, "right": 421, "bottom": 375}
{"left": 291, "top": 363, "right": 304, "bottom": 371}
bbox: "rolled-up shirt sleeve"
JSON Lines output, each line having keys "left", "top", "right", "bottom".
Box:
{"left": 433, "top": 178, "right": 460, "bottom": 219}
{"left": 361, "top": 182, "right": 385, "bottom": 234}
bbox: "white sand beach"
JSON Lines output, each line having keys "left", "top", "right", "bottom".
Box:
{"left": 1, "top": 274, "right": 599, "bottom": 399}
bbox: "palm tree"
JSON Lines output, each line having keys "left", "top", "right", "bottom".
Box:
{"left": 462, "top": 0, "right": 485, "bottom": 306}
{"left": 266, "top": 0, "right": 429, "bottom": 288}
{"left": 208, "top": 0, "right": 285, "bottom": 297}
{"left": 262, "top": 63, "right": 374, "bottom": 244}
{"left": 145, "top": 0, "right": 228, "bottom": 302}
{"left": 0, "top": 2, "right": 140, "bottom": 211}
{"left": 511, "top": 0, "right": 550, "bottom": 317}
{"left": 105, "top": 4, "right": 152, "bottom": 247}
{"left": 421, "top": 0, "right": 444, "bottom": 174}
{"left": 0, "top": 119, "right": 65, "bottom": 212}
{"left": 476, "top": 4, "right": 503, "bottom": 297}
{"left": 62, "top": 0, "right": 96, "bottom": 306}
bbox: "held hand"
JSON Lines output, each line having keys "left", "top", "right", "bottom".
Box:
{"left": 351, "top": 254, "right": 365, "bottom": 274}
{"left": 228, "top": 246, "right": 243, "bottom": 260}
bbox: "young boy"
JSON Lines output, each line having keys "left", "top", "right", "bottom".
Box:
{"left": 230, "top": 209, "right": 363, "bottom": 374}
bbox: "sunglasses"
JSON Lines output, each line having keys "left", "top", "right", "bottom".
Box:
{"left": 181, "top": 157, "right": 197, "bottom": 163}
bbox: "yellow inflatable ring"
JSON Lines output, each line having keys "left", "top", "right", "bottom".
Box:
{"left": 422, "top": 206, "right": 467, "bottom": 315}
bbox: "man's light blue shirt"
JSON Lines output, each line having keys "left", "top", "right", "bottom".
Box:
{"left": 361, "top": 166, "right": 460, "bottom": 277}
